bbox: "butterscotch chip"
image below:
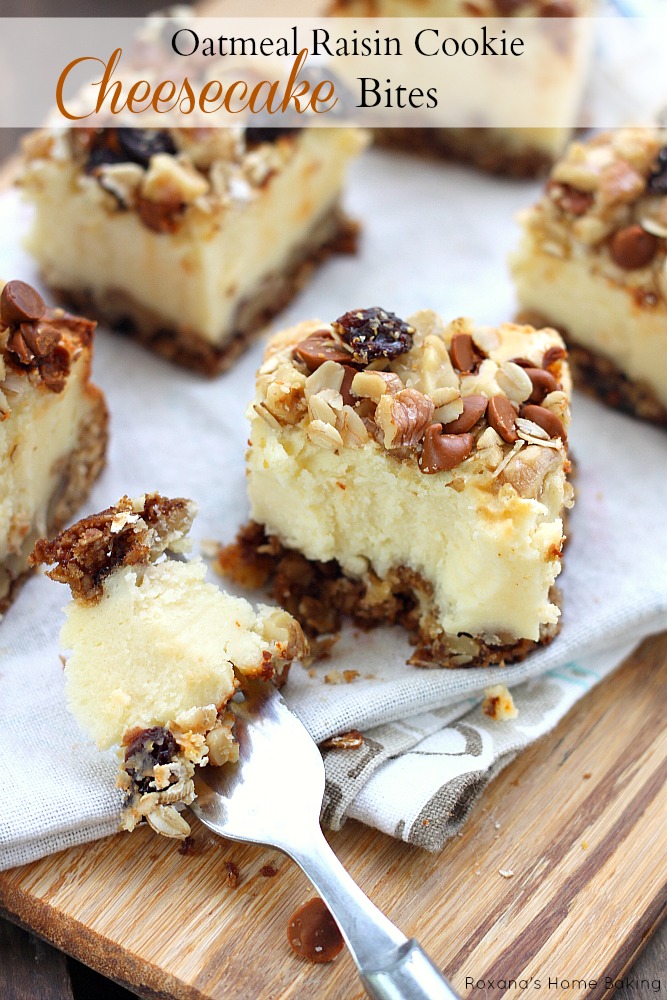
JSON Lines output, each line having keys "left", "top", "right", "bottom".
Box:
{"left": 0, "top": 279, "right": 45, "bottom": 327}
{"left": 294, "top": 333, "right": 354, "bottom": 372}
{"left": 487, "top": 395, "right": 518, "bottom": 443}
{"left": 287, "top": 898, "right": 344, "bottom": 964}
{"left": 440, "top": 394, "right": 487, "bottom": 434}
{"left": 525, "top": 367, "right": 560, "bottom": 404}
{"left": 420, "top": 425, "right": 474, "bottom": 474}
{"left": 449, "top": 333, "right": 478, "bottom": 373}
{"left": 520, "top": 404, "right": 566, "bottom": 440}
{"left": 609, "top": 225, "right": 659, "bottom": 270}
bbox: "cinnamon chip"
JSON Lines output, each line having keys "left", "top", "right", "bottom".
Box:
{"left": 420, "top": 425, "right": 474, "bottom": 474}
{"left": 525, "top": 367, "right": 560, "bottom": 404}
{"left": 0, "top": 279, "right": 45, "bottom": 327}
{"left": 449, "top": 333, "right": 479, "bottom": 373}
{"left": 487, "top": 395, "right": 518, "bottom": 443}
{"left": 294, "top": 333, "right": 354, "bottom": 372}
{"left": 609, "top": 225, "right": 658, "bottom": 270}
{"left": 440, "top": 394, "right": 488, "bottom": 434}
{"left": 520, "top": 404, "right": 566, "bottom": 441}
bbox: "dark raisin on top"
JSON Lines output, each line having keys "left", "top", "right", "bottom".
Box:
{"left": 647, "top": 146, "right": 667, "bottom": 195}
{"left": 245, "top": 126, "right": 301, "bottom": 146}
{"left": 332, "top": 307, "right": 414, "bottom": 363}
{"left": 115, "top": 128, "right": 177, "bottom": 167}
{"left": 84, "top": 145, "right": 128, "bottom": 175}
{"left": 83, "top": 129, "right": 176, "bottom": 173}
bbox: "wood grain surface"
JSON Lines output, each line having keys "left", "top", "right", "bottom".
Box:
{"left": 1, "top": 633, "right": 665, "bottom": 1000}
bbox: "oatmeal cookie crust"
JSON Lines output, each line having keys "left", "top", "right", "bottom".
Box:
{"left": 218, "top": 522, "right": 561, "bottom": 669}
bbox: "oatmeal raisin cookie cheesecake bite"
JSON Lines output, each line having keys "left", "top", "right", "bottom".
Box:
{"left": 19, "top": 126, "right": 368, "bottom": 375}
{"left": 31, "top": 493, "right": 307, "bottom": 839}
{"left": 221, "top": 307, "right": 574, "bottom": 668}
{"left": 0, "top": 279, "right": 107, "bottom": 613}
{"left": 511, "top": 127, "right": 667, "bottom": 425}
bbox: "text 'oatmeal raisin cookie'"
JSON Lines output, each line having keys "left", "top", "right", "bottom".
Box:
{"left": 223, "top": 307, "right": 574, "bottom": 669}
{"left": 511, "top": 126, "right": 667, "bottom": 425}
{"left": 31, "top": 493, "right": 307, "bottom": 839}
{"left": 20, "top": 126, "right": 368, "bottom": 375}
{"left": 0, "top": 278, "right": 107, "bottom": 613}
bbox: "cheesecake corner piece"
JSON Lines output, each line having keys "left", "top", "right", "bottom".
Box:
{"left": 32, "top": 492, "right": 308, "bottom": 839}
{"left": 19, "top": 126, "right": 368, "bottom": 375}
{"left": 237, "top": 307, "right": 574, "bottom": 668}
{"left": 511, "top": 126, "right": 667, "bottom": 425}
{"left": 0, "top": 278, "right": 108, "bottom": 613}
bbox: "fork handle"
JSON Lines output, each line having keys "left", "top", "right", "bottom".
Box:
{"left": 360, "top": 939, "right": 461, "bottom": 1000}
{"left": 290, "top": 830, "right": 460, "bottom": 1000}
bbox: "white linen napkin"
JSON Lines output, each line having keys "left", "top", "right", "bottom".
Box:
{"left": 1, "top": 148, "right": 665, "bottom": 869}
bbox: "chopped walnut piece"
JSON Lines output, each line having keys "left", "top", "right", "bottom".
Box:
{"left": 375, "top": 388, "right": 434, "bottom": 449}
{"left": 350, "top": 369, "right": 403, "bottom": 401}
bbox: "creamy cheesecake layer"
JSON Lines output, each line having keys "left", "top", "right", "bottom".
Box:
{"left": 33, "top": 493, "right": 307, "bottom": 837}
{"left": 244, "top": 309, "right": 573, "bottom": 661}
{"left": 511, "top": 127, "right": 667, "bottom": 419}
{"left": 22, "top": 128, "right": 366, "bottom": 351}
{"left": 329, "top": 0, "right": 592, "bottom": 174}
{"left": 62, "top": 558, "right": 292, "bottom": 751}
{"left": 512, "top": 249, "right": 667, "bottom": 409}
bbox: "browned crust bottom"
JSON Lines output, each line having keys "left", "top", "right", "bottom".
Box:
{"left": 0, "top": 385, "right": 109, "bottom": 614}
{"left": 217, "top": 522, "right": 561, "bottom": 670}
{"left": 516, "top": 308, "right": 667, "bottom": 427}
{"left": 374, "top": 129, "right": 555, "bottom": 178}
{"left": 50, "top": 207, "right": 359, "bottom": 377}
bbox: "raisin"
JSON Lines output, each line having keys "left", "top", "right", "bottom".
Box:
{"left": 124, "top": 726, "right": 178, "bottom": 766}
{"left": 116, "top": 128, "right": 176, "bottom": 167}
{"left": 85, "top": 145, "right": 128, "bottom": 174}
{"left": 647, "top": 147, "right": 667, "bottom": 195}
{"left": 332, "top": 307, "right": 414, "bottom": 363}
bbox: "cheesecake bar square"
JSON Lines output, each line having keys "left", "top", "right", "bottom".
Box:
{"left": 32, "top": 493, "right": 307, "bottom": 838}
{"left": 511, "top": 127, "right": 667, "bottom": 424}
{"left": 225, "top": 307, "right": 573, "bottom": 668}
{"left": 20, "top": 126, "right": 367, "bottom": 375}
{"left": 0, "top": 279, "right": 107, "bottom": 613}
{"left": 328, "top": 0, "right": 592, "bottom": 177}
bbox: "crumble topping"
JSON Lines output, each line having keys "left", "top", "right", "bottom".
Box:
{"left": 0, "top": 279, "right": 95, "bottom": 395}
{"left": 31, "top": 493, "right": 195, "bottom": 603}
{"left": 522, "top": 127, "right": 667, "bottom": 304}
{"left": 22, "top": 125, "right": 308, "bottom": 235}
{"left": 251, "top": 309, "right": 572, "bottom": 490}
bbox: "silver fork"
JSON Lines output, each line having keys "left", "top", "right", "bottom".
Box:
{"left": 191, "top": 679, "right": 461, "bottom": 1000}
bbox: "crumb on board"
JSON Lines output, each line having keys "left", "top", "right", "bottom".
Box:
{"left": 499, "top": 869, "right": 514, "bottom": 879}
{"left": 225, "top": 860, "right": 241, "bottom": 888}
{"left": 260, "top": 864, "right": 279, "bottom": 878}
{"left": 483, "top": 684, "right": 518, "bottom": 721}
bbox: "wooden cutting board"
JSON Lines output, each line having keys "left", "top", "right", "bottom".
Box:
{"left": 1, "top": 633, "right": 665, "bottom": 1000}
